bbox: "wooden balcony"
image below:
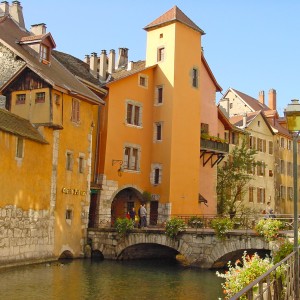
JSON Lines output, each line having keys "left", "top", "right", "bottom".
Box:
{"left": 200, "top": 138, "right": 229, "bottom": 167}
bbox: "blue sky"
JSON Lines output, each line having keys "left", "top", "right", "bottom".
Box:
{"left": 19, "top": 0, "right": 300, "bottom": 115}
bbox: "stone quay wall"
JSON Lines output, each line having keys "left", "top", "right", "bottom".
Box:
{"left": 0, "top": 205, "right": 55, "bottom": 267}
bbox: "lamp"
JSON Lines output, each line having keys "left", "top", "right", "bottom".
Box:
{"left": 284, "top": 99, "right": 300, "bottom": 300}
{"left": 112, "top": 160, "right": 123, "bottom": 177}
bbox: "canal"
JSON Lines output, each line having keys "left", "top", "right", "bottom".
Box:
{"left": 0, "top": 259, "right": 224, "bottom": 300}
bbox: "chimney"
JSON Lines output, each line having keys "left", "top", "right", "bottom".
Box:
{"left": 242, "top": 113, "right": 247, "bottom": 128}
{"left": 99, "top": 50, "right": 107, "bottom": 81}
{"left": 30, "top": 23, "right": 47, "bottom": 35}
{"left": 0, "top": 1, "right": 9, "bottom": 16}
{"left": 268, "top": 89, "right": 277, "bottom": 110}
{"left": 89, "top": 52, "right": 98, "bottom": 78}
{"left": 108, "top": 49, "right": 115, "bottom": 74}
{"left": 9, "top": 1, "right": 25, "bottom": 29}
{"left": 258, "top": 90, "right": 265, "bottom": 105}
{"left": 117, "top": 48, "right": 128, "bottom": 69}
{"left": 127, "top": 61, "right": 133, "bottom": 71}
{"left": 84, "top": 54, "right": 90, "bottom": 64}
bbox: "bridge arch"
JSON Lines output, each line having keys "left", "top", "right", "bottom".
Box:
{"left": 115, "top": 233, "right": 193, "bottom": 263}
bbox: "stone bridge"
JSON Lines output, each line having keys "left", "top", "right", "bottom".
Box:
{"left": 87, "top": 228, "right": 276, "bottom": 268}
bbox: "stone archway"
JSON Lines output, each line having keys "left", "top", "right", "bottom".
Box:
{"left": 111, "top": 187, "right": 143, "bottom": 225}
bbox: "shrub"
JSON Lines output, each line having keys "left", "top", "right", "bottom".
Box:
{"left": 272, "top": 238, "right": 294, "bottom": 264}
{"left": 255, "top": 219, "right": 284, "bottom": 242}
{"left": 216, "top": 252, "right": 273, "bottom": 300}
{"left": 211, "top": 217, "right": 234, "bottom": 240}
{"left": 188, "top": 216, "right": 204, "bottom": 228}
{"left": 114, "top": 218, "right": 134, "bottom": 237}
{"left": 165, "top": 218, "right": 186, "bottom": 238}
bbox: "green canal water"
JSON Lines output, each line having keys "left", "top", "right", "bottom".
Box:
{"left": 0, "top": 259, "right": 224, "bottom": 300}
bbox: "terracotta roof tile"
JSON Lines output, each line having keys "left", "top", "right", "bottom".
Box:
{"left": 144, "top": 6, "right": 205, "bottom": 34}
{"left": 0, "top": 108, "right": 48, "bottom": 143}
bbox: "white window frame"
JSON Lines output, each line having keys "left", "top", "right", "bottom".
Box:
{"left": 66, "top": 151, "right": 74, "bottom": 171}
{"left": 151, "top": 163, "right": 162, "bottom": 185}
{"left": 123, "top": 144, "right": 141, "bottom": 172}
{"left": 155, "top": 85, "right": 164, "bottom": 105}
{"left": 78, "top": 153, "right": 85, "bottom": 174}
{"left": 125, "top": 100, "right": 142, "bottom": 127}
{"left": 138, "top": 74, "right": 148, "bottom": 89}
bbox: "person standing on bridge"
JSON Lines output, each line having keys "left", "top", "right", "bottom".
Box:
{"left": 140, "top": 203, "right": 147, "bottom": 228}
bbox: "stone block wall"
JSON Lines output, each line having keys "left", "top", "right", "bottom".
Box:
{"left": 0, "top": 205, "right": 55, "bottom": 266}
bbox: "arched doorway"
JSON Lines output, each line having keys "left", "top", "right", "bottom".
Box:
{"left": 111, "top": 187, "right": 142, "bottom": 225}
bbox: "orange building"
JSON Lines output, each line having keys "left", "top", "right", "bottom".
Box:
{"left": 85, "top": 6, "right": 225, "bottom": 226}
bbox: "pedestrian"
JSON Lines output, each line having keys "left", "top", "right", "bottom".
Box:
{"left": 129, "top": 207, "right": 136, "bottom": 222}
{"left": 140, "top": 203, "right": 147, "bottom": 228}
{"left": 266, "top": 201, "right": 275, "bottom": 218}
{"left": 138, "top": 204, "right": 142, "bottom": 228}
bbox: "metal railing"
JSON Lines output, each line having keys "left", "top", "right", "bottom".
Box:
{"left": 230, "top": 249, "right": 299, "bottom": 300}
{"left": 88, "top": 213, "right": 298, "bottom": 231}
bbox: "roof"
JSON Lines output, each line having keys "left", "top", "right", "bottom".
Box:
{"left": 144, "top": 6, "right": 205, "bottom": 34}
{"left": 202, "top": 54, "right": 222, "bottom": 92}
{"left": 107, "top": 61, "right": 156, "bottom": 84}
{"left": 52, "top": 50, "right": 103, "bottom": 88}
{"left": 229, "top": 111, "right": 275, "bottom": 135}
{"left": 231, "top": 88, "right": 270, "bottom": 112}
{"left": 0, "top": 15, "right": 103, "bottom": 105}
{"left": 0, "top": 108, "right": 48, "bottom": 144}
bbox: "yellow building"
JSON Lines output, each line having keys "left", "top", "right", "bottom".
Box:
{"left": 83, "top": 6, "right": 224, "bottom": 226}
{"left": 0, "top": 5, "right": 104, "bottom": 265}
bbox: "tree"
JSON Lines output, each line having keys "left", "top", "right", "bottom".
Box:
{"left": 217, "top": 138, "right": 259, "bottom": 217}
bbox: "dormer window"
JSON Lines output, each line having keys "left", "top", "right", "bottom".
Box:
{"left": 40, "top": 44, "right": 49, "bottom": 62}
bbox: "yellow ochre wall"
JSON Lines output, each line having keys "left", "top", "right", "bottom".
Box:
{"left": 146, "top": 22, "right": 202, "bottom": 214}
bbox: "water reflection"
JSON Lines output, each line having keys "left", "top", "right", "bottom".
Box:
{"left": 0, "top": 259, "right": 224, "bottom": 300}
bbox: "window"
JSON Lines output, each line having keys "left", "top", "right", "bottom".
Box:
{"left": 257, "top": 188, "right": 265, "bottom": 204}
{"left": 138, "top": 75, "right": 148, "bottom": 88}
{"left": 156, "top": 85, "right": 163, "bottom": 104}
{"left": 287, "top": 140, "right": 292, "bottom": 150}
{"left": 16, "top": 94, "right": 26, "bottom": 105}
{"left": 124, "top": 146, "right": 140, "bottom": 171}
{"left": 287, "top": 162, "right": 292, "bottom": 176}
{"left": 151, "top": 163, "right": 162, "bottom": 185}
{"left": 66, "top": 209, "right": 73, "bottom": 220}
{"left": 35, "top": 92, "right": 45, "bottom": 103}
{"left": 192, "top": 68, "right": 198, "bottom": 88}
{"left": 269, "top": 141, "right": 273, "bottom": 155}
{"left": 224, "top": 131, "right": 229, "bottom": 142}
{"left": 257, "top": 138, "right": 263, "bottom": 152}
{"left": 54, "top": 94, "right": 60, "bottom": 105}
{"left": 79, "top": 156, "right": 84, "bottom": 173}
{"left": 229, "top": 103, "right": 233, "bottom": 109}
{"left": 280, "top": 160, "right": 285, "bottom": 175}
{"left": 157, "top": 47, "right": 165, "bottom": 62}
{"left": 257, "top": 161, "right": 265, "bottom": 176}
{"left": 280, "top": 185, "right": 286, "bottom": 200}
{"left": 40, "top": 44, "right": 49, "bottom": 61}
{"left": 154, "top": 122, "right": 162, "bottom": 141}
{"left": 16, "top": 137, "right": 24, "bottom": 158}
{"left": 201, "top": 123, "right": 209, "bottom": 134}
{"left": 126, "top": 102, "right": 142, "bottom": 126}
{"left": 249, "top": 187, "right": 255, "bottom": 202}
{"left": 71, "top": 99, "right": 80, "bottom": 123}
{"left": 288, "top": 187, "right": 293, "bottom": 200}
{"left": 258, "top": 121, "right": 260, "bottom": 127}
{"left": 232, "top": 132, "right": 239, "bottom": 145}
{"left": 159, "top": 33, "right": 163, "bottom": 38}
{"left": 66, "top": 152, "right": 73, "bottom": 171}
{"left": 249, "top": 136, "right": 256, "bottom": 149}
{"left": 280, "top": 137, "right": 285, "bottom": 148}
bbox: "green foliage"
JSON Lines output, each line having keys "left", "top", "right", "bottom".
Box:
{"left": 272, "top": 239, "right": 294, "bottom": 264}
{"left": 211, "top": 217, "right": 234, "bottom": 240}
{"left": 217, "top": 138, "right": 259, "bottom": 216}
{"left": 255, "top": 218, "right": 284, "bottom": 242}
{"left": 142, "top": 191, "right": 152, "bottom": 202}
{"left": 114, "top": 218, "right": 134, "bottom": 237}
{"left": 165, "top": 218, "right": 186, "bottom": 239}
{"left": 187, "top": 216, "right": 204, "bottom": 228}
{"left": 216, "top": 252, "right": 273, "bottom": 299}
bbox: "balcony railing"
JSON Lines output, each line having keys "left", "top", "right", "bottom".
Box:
{"left": 200, "top": 138, "right": 229, "bottom": 153}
